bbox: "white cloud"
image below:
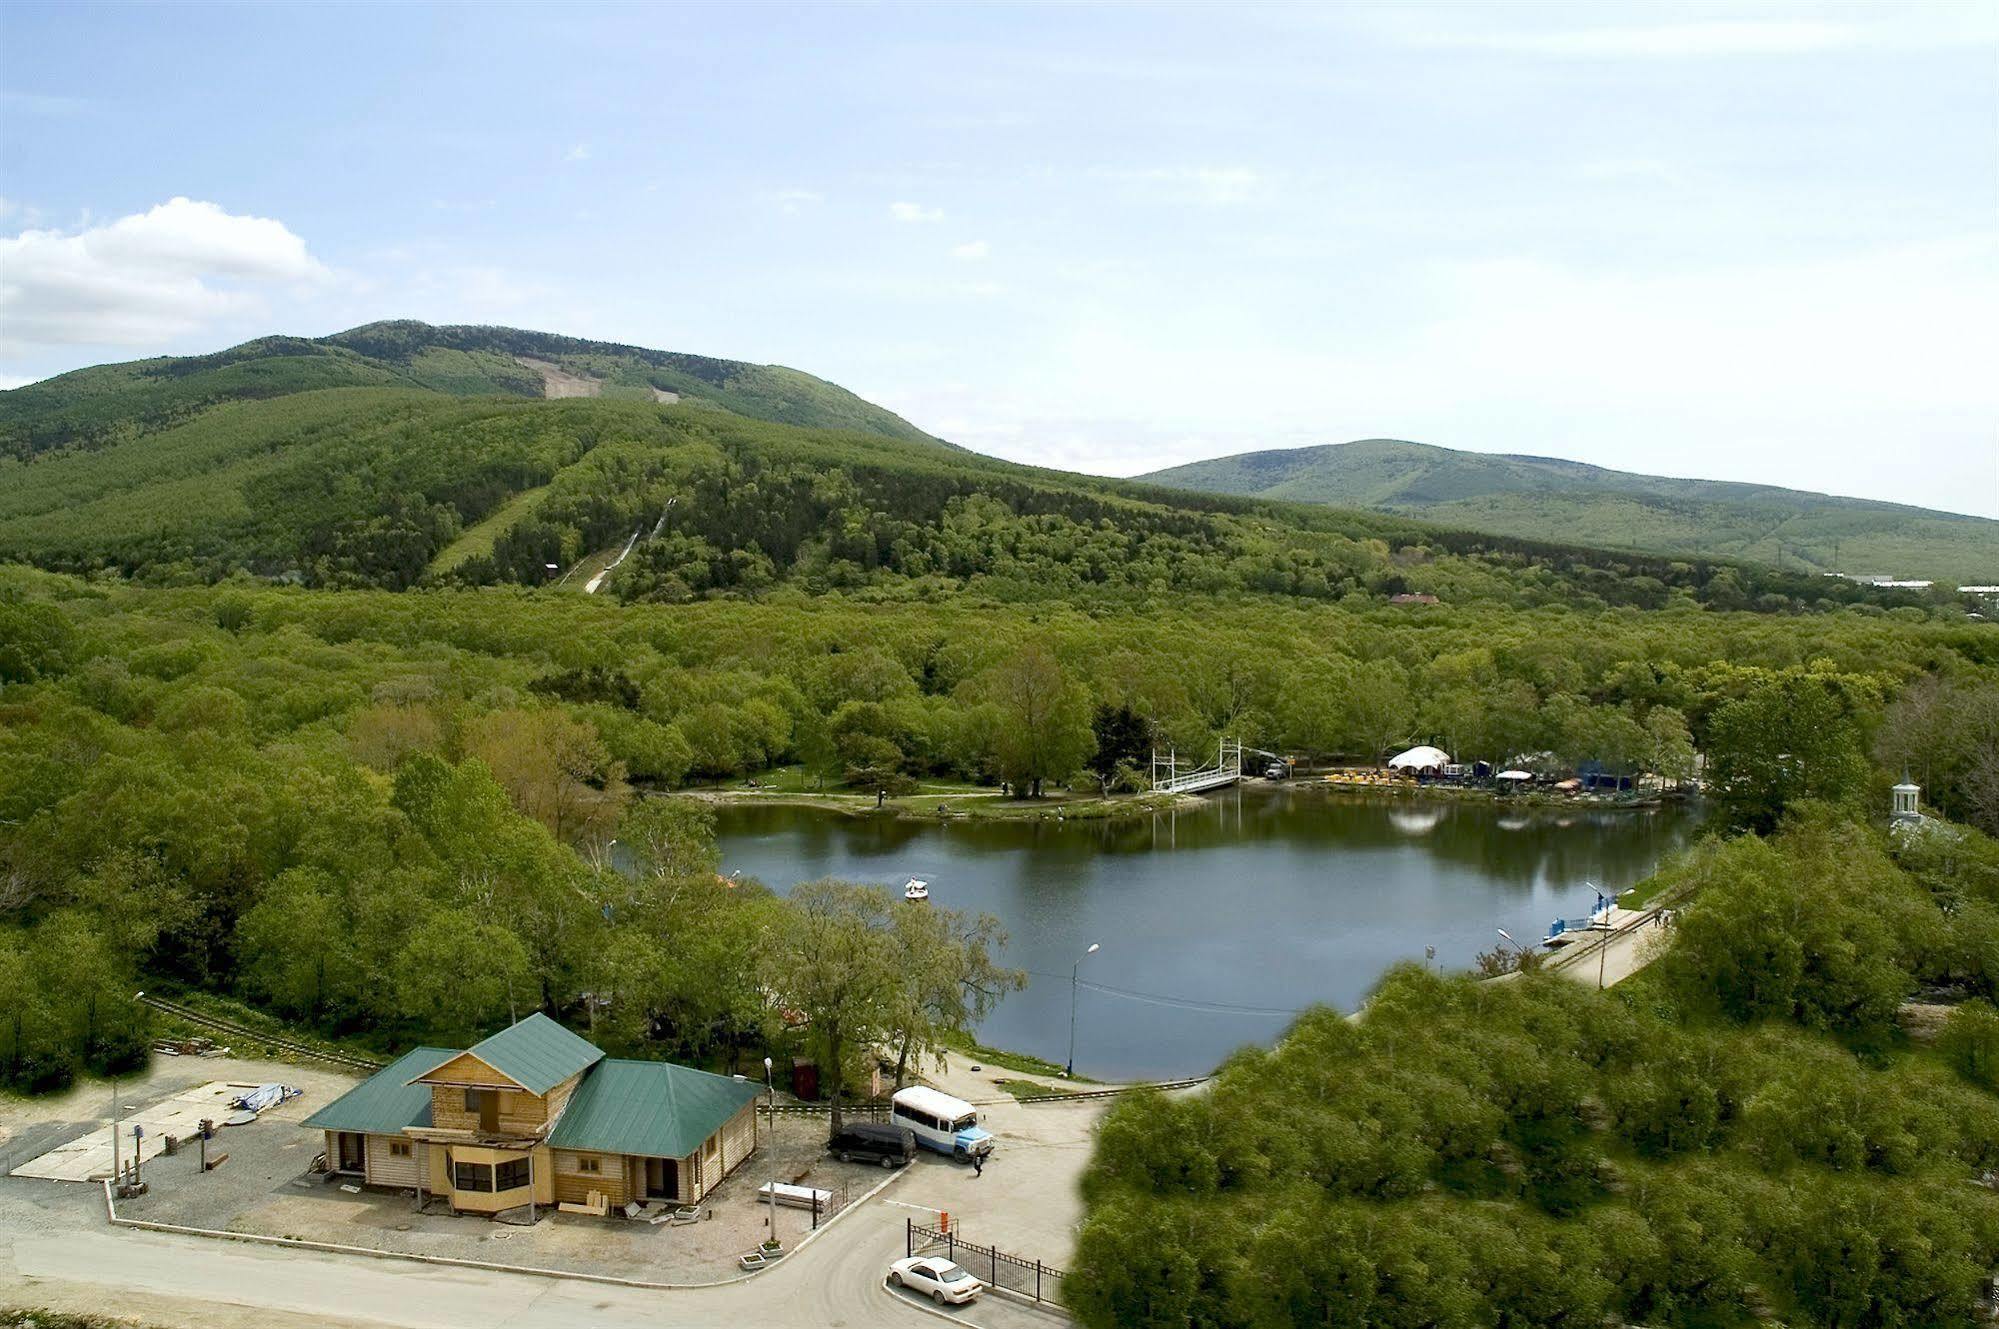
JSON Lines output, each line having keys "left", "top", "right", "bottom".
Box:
{"left": 1468, "top": 21, "right": 1863, "bottom": 58}
{"left": 565, "top": 143, "right": 592, "bottom": 161}
{"left": 890, "top": 201, "right": 945, "bottom": 223}
{"left": 951, "top": 240, "right": 990, "bottom": 260}
{"left": 763, "top": 187, "right": 824, "bottom": 215}
{"left": 1113, "top": 167, "right": 1263, "bottom": 205}
{"left": 1401, "top": 11, "right": 1999, "bottom": 60}
{"left": 0, "top": 197, "right": 329, "bottom": 352}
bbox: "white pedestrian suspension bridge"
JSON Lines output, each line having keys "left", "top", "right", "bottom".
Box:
{"left": 1150, "top": 738, "right": 1244, "bottom": 795}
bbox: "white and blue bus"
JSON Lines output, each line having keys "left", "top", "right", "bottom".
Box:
{"left": 890, "top": 1086, "right": 994, "bottom": 1160}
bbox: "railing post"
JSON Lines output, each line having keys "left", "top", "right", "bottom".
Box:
{"left": 1036, "top": 1260, "right": 1043, "bottom": 1301}
{"left": 906, "top": 1216, "right": 912, "bottom": 1258}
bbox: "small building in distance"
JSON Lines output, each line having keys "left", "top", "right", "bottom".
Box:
{"left": 1388, "top": 592, "right": 1440, "bottom": 605}
{"left": 303, "top": 1013, "right": 760, "bottom": 1215}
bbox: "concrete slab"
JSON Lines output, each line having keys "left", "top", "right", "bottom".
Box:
{"left": 10, "top": 1081, "right": 267, "bottom": 1182}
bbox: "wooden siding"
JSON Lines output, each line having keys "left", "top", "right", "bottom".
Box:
{"left": 718, "top": 1102, "right": 755, "bottom": 1180}
{"left": 424, "top": 1070, "right": 582, "bottom": 1139}
{"left": 416, "top": 1052, "right": 521, "bottom": 1089}
{"left": 552, "top": 1148, "right": 629, "bottom": 1207}
{"left": 364, "top": 1134, "right": 420, "bottom": 1189}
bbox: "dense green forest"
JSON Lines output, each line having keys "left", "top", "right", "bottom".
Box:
{"left": 4, "top": 563, "right": 1999, "bottom": 1091}
{"left": 1143, "top": 437, "right": 1999, "bottom": 586}
{"left": 1069, "top": 811, "right": 1999, "bottom": 1327}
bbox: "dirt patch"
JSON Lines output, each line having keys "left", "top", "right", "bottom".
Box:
{"left": 513, "top": 356, "right": 603, "bottom": 399}
{"left": 652, "top": 388, "right": 680, "bottom": 404}
{"left": 1898, "top": 1001, "right": 1955, "bottom": 1042}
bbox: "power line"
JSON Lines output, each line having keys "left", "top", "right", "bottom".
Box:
{"left": 1024, "top": 970, "right": 1315, "bottom": 1018}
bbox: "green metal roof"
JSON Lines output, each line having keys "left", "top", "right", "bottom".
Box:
{"left": 548, "top": 1059, "right": 761, "bottom": 1159}
{"left": 303, "top": 1046, "right": 458, "bottom": 1134}
{"left": 452, "top": 1012, "right": 604, "bottom": 1096}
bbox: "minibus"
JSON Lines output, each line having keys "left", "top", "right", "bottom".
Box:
{"left": 889, "top": 1086, "right": 994, "bottom": 1159}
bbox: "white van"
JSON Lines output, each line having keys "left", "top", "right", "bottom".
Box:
{"left": 890, "top": 1086, "right": 994, "bottom": 1159}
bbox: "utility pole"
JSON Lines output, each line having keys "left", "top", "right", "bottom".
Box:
{"left": 1590, "top": 883, "right": 1609, "bottom": 990}
{"left": 1067, "top": 942, "right": 1101, "bottom": 1076}
{"left": 763, "top": 1056, "right": 778, "bottom": 1243}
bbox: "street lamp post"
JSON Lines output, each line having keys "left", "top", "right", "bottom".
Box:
{"left": 1586, "top": 881, "right": 1610, "bottom": 990}
{"left": 1066, "top": 942, "right": 1100, "bottom": 1077}
{"left": 763, "top": 1056, "right": 777, "bottom": 1243}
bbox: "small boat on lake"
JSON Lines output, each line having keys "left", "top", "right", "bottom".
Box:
{"left": 904, "top": 877, "right": 930, "bottom": 902}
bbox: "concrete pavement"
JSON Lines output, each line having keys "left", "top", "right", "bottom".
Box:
{"left": 1544, "top": 910, "right": 1673, "bottom": 988}
{"left": 0, "top": 1050, "right": 1093, "bottom": 1328}
{"left": 1, "top": 1192, "right": 1067, "bottom": 1329}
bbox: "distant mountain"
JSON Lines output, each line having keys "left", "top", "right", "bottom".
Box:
{"left": 1140, "top": 438, "right": 1998, "bottom": 585}
{"left": 0, "top": 320, "right": 940, "bottom": 460}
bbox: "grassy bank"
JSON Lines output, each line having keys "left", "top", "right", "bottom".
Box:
{"left": 942, "top": 1032, "right": 1101, "bottom": 1085}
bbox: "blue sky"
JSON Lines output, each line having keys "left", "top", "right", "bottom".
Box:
{"left": 2, "top": 1, "right": 1994, "bottom": 516}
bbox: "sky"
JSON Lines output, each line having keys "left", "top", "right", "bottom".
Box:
{"left": 2, "top": 0, "right": 1995, "bottom": 516}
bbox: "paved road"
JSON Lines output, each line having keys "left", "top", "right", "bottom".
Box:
{"left": 0, "top": 1187, "right": 1066, "bottom": 1329}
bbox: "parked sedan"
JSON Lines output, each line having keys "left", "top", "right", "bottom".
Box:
{"left": 888, "top": 1255, "right": 985, "bottom": 1305}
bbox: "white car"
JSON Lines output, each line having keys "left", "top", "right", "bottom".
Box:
{"left": 888, "top": 1255, "right": 985, "bottom": 1305}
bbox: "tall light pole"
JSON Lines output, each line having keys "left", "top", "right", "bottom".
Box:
{"left": 1067, "top": 943, "right": 1100, "bottom": 1077}
{"left": 1586, "top": 881, "right": 1609, "bottom": 990}
{"left": 763, "top": 1056, "right": 777, "bottom": 1242}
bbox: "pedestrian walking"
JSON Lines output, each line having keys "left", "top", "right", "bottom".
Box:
{"left": 972, "top": 1151, "right": 984, "bottom": 1177}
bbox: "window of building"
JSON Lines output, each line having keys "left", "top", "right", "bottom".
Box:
{"left": 495, "top": 1158, "right": 529, "bottom": 1190}
{"left": 453, "top": 1162, "right": 494, "bottom": 1192}
{"left": 464, "top": 1089, "right": 485, "bottom": 1112}
{"left": 577, "top": 1156, "right": 600, "bottom": 1174}
{"left": 388, "top": 1141, "right": 412, "bottom": 1158}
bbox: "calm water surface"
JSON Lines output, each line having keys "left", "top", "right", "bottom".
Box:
{"left": 716, "top": 787, "right": 1702, "bottom": 1081}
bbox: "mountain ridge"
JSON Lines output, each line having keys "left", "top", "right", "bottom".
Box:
{"left": 0, "top": 319, "right": 943, "bottom": 460}
{"left": 1140, "top": 438, "right": 1998, "bottom": 584}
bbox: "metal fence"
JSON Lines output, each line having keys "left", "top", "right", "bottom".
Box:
{"left": 907, "top": 1219, "right": 1064, "bottom": 1306}
{"left": 757, "top": 1100, "right": 889, "bottom": 1121}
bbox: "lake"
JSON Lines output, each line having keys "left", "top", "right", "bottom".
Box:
{"left": 715, "top": 787, "right": 1703, "bottom": 1081}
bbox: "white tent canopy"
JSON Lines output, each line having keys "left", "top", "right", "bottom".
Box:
{"left": 1388, "top": 745, "right": 1451, "bottom": 770}
{"left": 1496, "top": 770, "right": 1535, "bottom": 782}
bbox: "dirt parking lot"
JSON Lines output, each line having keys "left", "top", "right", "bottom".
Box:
{"left": 3, "top": 1056, "right": 908, "bottom": 1285}
{"left": 3, "top": 1046, "right": 1121, "bottom": 1297}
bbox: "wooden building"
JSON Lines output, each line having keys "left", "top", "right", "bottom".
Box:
{"left": 304, "top": 1013, "right": 761, "bottom": 1215}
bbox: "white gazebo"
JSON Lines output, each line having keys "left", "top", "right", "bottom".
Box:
{"left": 1891, "top": 778, "right": 1921, "bottom": 824}
{"left": 1387, "top": 745, "right": 1451, "bottom": 773}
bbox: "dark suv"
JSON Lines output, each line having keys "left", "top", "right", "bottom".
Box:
{"left": 829, "top": 1121, "right": 917, "bottom": 1168}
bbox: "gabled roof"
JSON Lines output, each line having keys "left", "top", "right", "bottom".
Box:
{"left": 549, "top": 1059, "right": 761, "bottom": 1159}
{"left": 414, "top": 1012, "right": 604, "bottom": 1097}
{"left": 303, "top": 1046, "right": 458, "bottom": 1135}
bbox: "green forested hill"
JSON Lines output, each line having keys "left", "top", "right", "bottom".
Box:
{"left": 0, "top": 332, "right": 1961, "bottom": 620}
{"left": 0, "top": 319, "right": 939, "bottom": 460}
{"left": 1141, "top": 438, "right": 1999, "bottom": 585}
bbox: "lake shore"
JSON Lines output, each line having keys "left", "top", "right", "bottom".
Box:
{"left": 674, "top": 776, "right": 1689, "bottom": 825}
{"left": 675, "top": 784, "right": 1203, "bottom": 822}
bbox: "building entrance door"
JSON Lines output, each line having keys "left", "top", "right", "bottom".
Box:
{"left": 336, "top": 1132, "right": 365, "bottom": 1172}
{"left": 644, "top": 1157, "right": 679, "bottom": 1200}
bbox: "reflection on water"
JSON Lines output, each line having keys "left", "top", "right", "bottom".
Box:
{"left": 716, "top": 786, "right": 1703, "bottom": 1081}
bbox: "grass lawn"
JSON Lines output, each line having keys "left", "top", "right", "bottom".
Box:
{"left": 943, "top": 1033, "right": 1099, "bottom": 1085}
{"left": 990, "top": 1077, "right": 1082, "bottom": 1101}
{"left": 426, "top": 482, "right": 551, "bottom": 574}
